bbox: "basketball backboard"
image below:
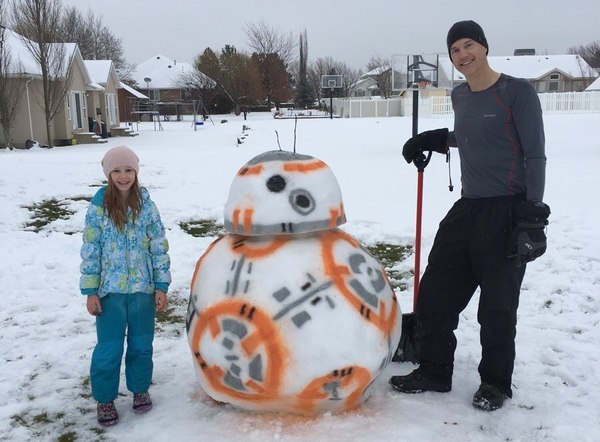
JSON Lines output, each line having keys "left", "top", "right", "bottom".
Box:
{"left": 392, "top": 54, "right": 439, "bottom": 91}
{"left": 321, "top": 74, "right": 343, "bottom": 90}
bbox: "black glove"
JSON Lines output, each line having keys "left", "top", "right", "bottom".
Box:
{"left": 507, "top": 200, "right": 551, "bottom": 267}
{"left": 402, "top": 128, "right": 449, "bottom": 164}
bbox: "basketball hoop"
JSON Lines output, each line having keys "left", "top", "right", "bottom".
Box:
{"left": 418, "top": 80, "right": 428, "bottom": 89}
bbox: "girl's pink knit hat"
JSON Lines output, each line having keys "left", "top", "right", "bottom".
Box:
{"left": 101, "top": 146, "right": 139, "bottom": 178}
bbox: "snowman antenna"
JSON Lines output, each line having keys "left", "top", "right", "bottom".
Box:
{"left": 275, "top": 130, "right": 282, "bottom": 150}
{"left": 293, "top": 116, "right": 298, "bottom": 153}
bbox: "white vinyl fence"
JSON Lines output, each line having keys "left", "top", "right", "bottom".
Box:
{"left": 332, "top": 91, "right": 600, "bottom": 118}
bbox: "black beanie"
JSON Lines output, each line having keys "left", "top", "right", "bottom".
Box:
{"left": 447, "top": 20, "right": 489, "bottom": 56}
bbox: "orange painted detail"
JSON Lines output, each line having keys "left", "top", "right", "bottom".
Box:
{"left": 296, "top": 366, "right": 371, "bottom": 413}
{"left": 329, "top": 209, "right": 340, "bottom": 228}
{"left": 232, "top": 209, "right": 241, "bottom": 233}
{"left": 243, "top": 209, "right": 254, "bottom": 235}
{"left": 321, "top": 230, "right": 399, "bottom": 335}
{"left": 228, "top": 235, "right": 291, "bottom": 259}
{"left": 189, "top": 300, "right": 287, "bottom": 402}
{"left": 283, "top": 159, "right": 327, "bottom": 173}
{"left": 237, "top": 164, "right": 264, "bottom": 176}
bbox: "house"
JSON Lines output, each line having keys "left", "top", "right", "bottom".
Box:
{"left": 83, "top": 60, "right": 121, "bottom": 138}
{"left": 0, "top": 26, "right": 124, "bottom": 148}
{"left": 438, "top": 53, "right": 598, "bottom": 92}
{"left": 118, "top": 81, "right": 148, "bottom": 123}
{"left": 352, "top": 67, "right": 387, "bottom": 97}
{"left": 130, "top": 55, "right": 213, "bottom": 120}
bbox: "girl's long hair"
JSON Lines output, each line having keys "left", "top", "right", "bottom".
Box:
{"left": 104, "top": 175, "right": 142, "bottom": 231}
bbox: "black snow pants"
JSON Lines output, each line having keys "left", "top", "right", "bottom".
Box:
{"left": 416, "top": 195, "right": 526, "bottom": 397}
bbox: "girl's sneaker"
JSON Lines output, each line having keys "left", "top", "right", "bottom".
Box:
{"left": 97, "top": 402, "right": 119, "bottom": 426}
{"left": 133, "top": 391, "right": 153, "bottom": 414}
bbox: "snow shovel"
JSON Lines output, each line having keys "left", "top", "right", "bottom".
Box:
{"left": 393, "top": 88, "right": 431, "bottom": 363}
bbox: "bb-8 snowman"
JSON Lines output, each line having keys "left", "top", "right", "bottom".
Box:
{"left": 187, "top": 150, "right": 401, "bottom": 415}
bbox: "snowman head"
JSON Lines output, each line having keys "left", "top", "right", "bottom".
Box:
{"left": 224, "top": 150, "right": 346, "bottom": 235}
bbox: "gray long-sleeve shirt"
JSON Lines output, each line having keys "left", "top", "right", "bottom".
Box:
{"left": 449, "top": 74, "right": 546, "bottom": 202}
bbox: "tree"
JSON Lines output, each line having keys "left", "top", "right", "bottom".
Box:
{"left": 366, "top": 55, "right": 392, "bottom": 98}
{"left": 569, "top": 41, "right": 600, "bottom": 71}
{"left": 294, "top": 30, "right": 315, "bottom": 108}
{"left": 58, "top": 7, "right": 126, "bottom": 70}
{"left": 0, "top": 6, "right": 25, "bottom": 149}
{"left": 308, "top": 57, "right": 361, "bottom": 101}
{"left": 251, "top": 52, "right": 291, "bottom": 108}
{"left": 219, "top": 45, "right": 262, "bottom": 113}
{"left": 193, "top": 46, "right": 262, "bottom": 114}
{"left": 245, "top": 21, "right": 295, "bottom": 107}
{"left": 11, "top": 0, "right": 72, "bottom": 148}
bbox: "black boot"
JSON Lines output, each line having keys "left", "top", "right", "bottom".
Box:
{"left": 472, "top": 383, "right": 507, "bottom": 411}
{"left": 389, "top": 368, "right": 451, "bottom": 394}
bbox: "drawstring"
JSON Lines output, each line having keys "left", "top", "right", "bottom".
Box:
{"left": 446, "top": 150, "right": 454, "bottom": 192}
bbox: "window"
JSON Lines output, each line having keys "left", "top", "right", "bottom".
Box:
{"left": 69, "top": 91, "right": 85, "bottom": 129}
{"left": 548, "top": 73, "right": 561, "bottom": 92}
{"left": 148, "top": 90, "right": 160, "bottom": 101}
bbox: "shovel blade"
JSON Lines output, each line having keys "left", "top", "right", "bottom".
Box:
{"left": 392, "top": 313, "right": 420, "bottom": 363}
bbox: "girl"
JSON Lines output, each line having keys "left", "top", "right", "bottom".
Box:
{"left": 80, "top": 146, "right": 171, "bottom": 426}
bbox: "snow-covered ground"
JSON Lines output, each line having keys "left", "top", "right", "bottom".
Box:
{"left": 1, "top": 112, "right": 599, "bottom": 441}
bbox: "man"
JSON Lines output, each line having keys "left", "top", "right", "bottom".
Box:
{"left": 390, "top": 20, "right": 550, "bottom": 411}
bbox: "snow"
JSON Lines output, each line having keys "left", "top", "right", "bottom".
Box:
{"left": 1, "top": 112, "right": 599, "bottom": 441}
{"left": 131, "top": 54, "right": 198, "bottom": 89}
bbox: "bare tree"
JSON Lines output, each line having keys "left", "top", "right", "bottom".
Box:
{"left": 309, "top": 57, "right": 361, "bottom": 100}
{"left": 11, "top": 0, "right": 72, "bottom": 148}
{"left": 0, "top": 15, "right": 26, "bottom": 148}
{"left": 366, "top": 55, "right": 392, "bottom": 98}
{"left": 245, "top": 20, "right": 296, "bottom": 68}
{"left": 245, "top": 21, "right": 295, "bottom": 107}
{"left": 58, "top": 7, "right": 126, "bottom": 69}
{"left": 569, "top": 41, "right": 600, "bottom": 72}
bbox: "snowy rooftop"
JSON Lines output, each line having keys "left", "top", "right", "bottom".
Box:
{"left": 2, "top": 27, "right": 45, "bottom": 76}
{"left": 2, "top": 27, "right": 80, "bottom": 79}
{"left": 83, "top": 60, "right": 113, "bottom": 85}
{"left": 120, "top": 81, "right": 149, "bottom": 99}
{"left": 131, "top": 54, "right": 198, "bottom": 89}
{"left": 586, "top": 76, "right": 600, "bottom": 90}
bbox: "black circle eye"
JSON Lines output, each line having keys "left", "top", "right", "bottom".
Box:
{"left": 266, "top": 175, "right": 286, "bottom": 192}
{"left": 295, "top": 194, "right": 311, "bottom": 208}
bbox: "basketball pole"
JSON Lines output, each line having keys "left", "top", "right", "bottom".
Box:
{"left": 329, "top": 87, "right": 334, "bottom": 119}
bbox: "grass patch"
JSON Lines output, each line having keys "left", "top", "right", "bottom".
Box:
{"left": 156, "top": 295, "right": 187, "bottom": 336}
{"left": 179, "top": 219, "right": 225, "bottom": 237}
{"left": 23, "top": 199, "right": 75, "bottom": 232}
{"left": 57, "top": 432, "right": 78, "bottom": 442}
{"left": 366, "top": 242, "right": 413, "bottom": 291}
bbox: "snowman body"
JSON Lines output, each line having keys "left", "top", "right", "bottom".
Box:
{"left": 187, "top": 151, "right": 401, "bottom": 415}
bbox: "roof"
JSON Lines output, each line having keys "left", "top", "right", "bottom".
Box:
{"left": 586, "top": 76, "right": 600, "bottom": 91}
{"left": 119, "top": 81, "right": 149, "bottom": 99}
{"left": 439, "top": 54, "right": 597, "bottom": 82}
{"left": 84, "top": 60, "right": 113, "bottom": 84}
{"left": 131, "top": 55, "right": 199, "bottom": 89}
{"left": 1, "top": 27, "right": 45, "bottom": 76}
{"left": 1, "top": 26, "right": 86, "bottom": 81}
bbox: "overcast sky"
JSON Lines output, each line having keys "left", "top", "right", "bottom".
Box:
{"left": 59, "top": 0, "right": 599, "bottom": 70}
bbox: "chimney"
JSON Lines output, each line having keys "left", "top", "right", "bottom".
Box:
{"left": 514, "top": 49, "right": 536, "bottom": 56}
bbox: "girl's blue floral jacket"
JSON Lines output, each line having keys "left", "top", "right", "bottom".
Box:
{"left": 80, "top": 186, "right": 171, "bottom": 297}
